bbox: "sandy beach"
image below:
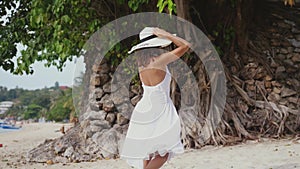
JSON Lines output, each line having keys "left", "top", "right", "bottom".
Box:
{"left": 0, "top": 123, "right": 299, "bottom": 169}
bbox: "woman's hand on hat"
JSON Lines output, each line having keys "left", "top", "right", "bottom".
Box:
{"left": 153, "top": 28, "right": 172, "bottom": 38}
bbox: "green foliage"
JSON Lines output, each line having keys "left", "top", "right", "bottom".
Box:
{"left": 128, "top": 0, "right": 149, "bottom": 12}
{"left": 0, "top": 87, "right": 25, "bottom": 102}
{"left": 0, "top": 0, "right": 101, "bottom": 75}
{"left": 0, "top": 86, "right": 74, "bottom": 121}
{"left": 157, "top": 0, "right": 176, "bottom": 14}
{"left": 3, "top": 104, "right": 23, "bottom": 119}
{"left": 230, "top": 0, "right": 237, "bottom": 8}
{"left": 23, "top": 104, "right": 42, "bottom": 120}
{"left": 47, "top": 88, "right": 73, "bottom": 122}
{"left": 212, "top": 23, "right": 235, "bottom": 56}
{"left": 0, "top": 0, "right": 180, "bottom": 75}
{"left": 224, "top": 26, "right": 235, "bottom": 46}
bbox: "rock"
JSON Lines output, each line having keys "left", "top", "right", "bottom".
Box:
{"left": 103, "top": 99, "right": 115, "bottom": 112}
{"left": 273, "top": 87, "right": 281, "bottom": 94}
{"left": 281, "top": 87, "right": 297, "bottom": 97}
{"left": 265, "top": 75, "right": 273, "bottom": 81}
{"left": 129, "top": 90, "right": 135, "bottom": 98}
{"left": 291, "top": 54, "right": 300, "bottom": 62}
{"left": 92, "top": 64, "right": 101, "bottom": 73}
{"left": 131, "top": 95, "right": 142, "bottom": 105}
{"left": 231, "top": 66, "right": 238, "bottom": 73}
{"left": 90, "top": 73, "right": 110, "bottom": 87}
{"left": 271, "top": 41, "right": 280, "bottom": 47}
{"left": 113, "top": 123, "right": 128, "bottom": 135}
{"left": 277, "top": 22, "right": 291, "bottom": 29}
{"left": 284, "top": 19, "right": 295, "bottom": 26}
{"left": 286, "top": 79, "right": 300, "bottom": 88}
{"left": 111, "top": 87, "right": 130, "bottom": 105}
{"left": 90, "top": 120, "right": 111, "bottom": 129}
{"left": 99, "top": 63, "right": 111, "bottom": 74}
{"left": 280, "top": 48, "right": 289, "bottom": 54}
{"left": 281, "top": 40, "right": 291, "bottom": 47}
{"left": 291, "top": 28, "right": 300, "bottom": 34}
{"left": 271, "top": 81, "right": 282, "bottom": 87}
{"left": 80, "top": 120, "right": 90, "bottom": 129}
{"left": 102, "top": 81, "right": 110, "bottom": 93}
{"left": 130, "top": 85, "right": 142, "bottom": 95}
{"left": 63, "top": 146, "right": 74, "bottom": 158}
{"left": 86, "top": 110, "right": 107, "bottom": 121}
{"left": 89, "top": 100, "right": 100, "bottom": 111}
{"left": 270, "top": 60, "right": 279, "bottom": 68}
{"left": 296, "top": 34, "right": 300, "bottom": 41}
{"left": 92, "top": 129, "right": 119, "bottom": 158}
{"left": 111, "top": 95, "right": 126, "bottom": 105}
{"left": 93, "top": 88, "right": 104, "bottom": 100}
{"left": 54, "top": 141, "right": 67, "bottom": 154}
{"left": 287, "top": 47, "right": 294, "bottom": 53}
{"left": 294, "top": 48, "right": 300, "bottom": 53}
{"left": 287, "top": 39, "right": 300, "bottom": 48}
{"left": 106, "top": 113, "right": 116, "bottom": 124}
{"left": 287, "top": 53, "right": 293, "bottom": 59}
{"left": 46, "top": 160, "right": 54, "bottom": 165}
{"left": 117, "top": 113, "right": 129, "bottom": 126}
{"left": 26, "top": 139, "right": 56, "bottom": 163}
{"left": 116, "top": 103, "right": 133, "bottom": 117}
{"left": 82, "top": 125, "right": 102, "bottom": 139}
{"left": 266, "top": 88, "right": 272, "bottom": 93}
{"left": 246, "top": 84, "right": 255, "bottom": 91}
{"left": 99, "top": 94, "right": 111, "bottom": 107}
{"left": 283, "top": 59, "right": 294, "bottom": 66}
{"left": 245, "top": 79, "right": 255, "bottom": 85}
{"left": 286, "top": 67, "right": 297, "bottom": 73}
{"left": 267, "top": 92, "right": 281, "bottom": 101}
{"left": 54, "top": 156, "right": 69, "bottom": 163}
{"left": 254, "top": 72, "right": 264, "bottom": 80}
{"left": 288, "top": 97, "right": 300, "bottom": 104}
{"left": 265, "top": 81, "right": 272, "bottom": 88}
{"left": 99, "top": 74, "right": 110, "bottom": 86}
{"left": 90, "top": 74, "right": 101, "bottom": 86}
{"left": 279, "top": 99, "right": 288, "bottom": 105}
{"left": 277, "top": 54, "right": 286, "bottom": 60}
{"left": 276, "top": 66, "right": 286, "bottom": 74}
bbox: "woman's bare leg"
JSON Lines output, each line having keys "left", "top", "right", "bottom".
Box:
{"left": 145, "top": 153, "right": 169, "bottom": 169}
{"left": 143, "top": 159, "right": 150, "bottom": 168}
{"left": 143, "top": 154, "right": 154, "bottom": 169}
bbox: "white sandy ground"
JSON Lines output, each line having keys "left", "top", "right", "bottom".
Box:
{"left": 0, "top": 123, "right": 299, "bottom": 169}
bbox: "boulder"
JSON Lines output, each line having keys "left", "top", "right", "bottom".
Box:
{"left": 281, "top": 87, "right": 297, "bottom": 97}
{"left": 117, "top": 113, "right": 129, "bottom": 126}
{"left": 103, "top": 99, "right": 115, "bottom": 112}
{"left": 85, "top": 110, "right": 107, "bottom": 121}
{"left": 106, "top": 113, "right": 116, "bottom": 124}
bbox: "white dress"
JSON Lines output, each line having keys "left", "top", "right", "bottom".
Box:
{"left": 120, "top": 65, "right": 184, "bottom": 169}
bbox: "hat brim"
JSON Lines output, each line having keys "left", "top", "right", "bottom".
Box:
{"left": 128, "top": 37, "right": 173, "bottom": 54}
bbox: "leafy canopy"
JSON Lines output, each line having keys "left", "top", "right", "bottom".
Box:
{"left": 0, "top": 0, "right": 176, "bottom": 75}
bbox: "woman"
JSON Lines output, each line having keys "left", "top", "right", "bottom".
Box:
{"left": 120, "top": 27, "right": 190, "bottom": 169}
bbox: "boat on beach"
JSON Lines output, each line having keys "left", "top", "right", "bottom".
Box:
{"left": 0, "top": 121, "right": 21, "bottom": 130}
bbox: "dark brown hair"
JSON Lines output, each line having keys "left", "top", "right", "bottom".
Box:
{"left": 135, "top": 45, "right": 173, "bottom": 67}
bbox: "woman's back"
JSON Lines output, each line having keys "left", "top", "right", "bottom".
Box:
{"left": 138, "top": 66, "right": 167, "bottom": 87}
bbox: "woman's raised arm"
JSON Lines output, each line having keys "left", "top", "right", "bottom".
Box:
{"left": 152, "top": 28, "right": 191, "bottom": 66}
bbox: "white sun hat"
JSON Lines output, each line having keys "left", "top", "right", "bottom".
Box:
{"left": 128, "top": 27, "right": 174, "bottom": 54}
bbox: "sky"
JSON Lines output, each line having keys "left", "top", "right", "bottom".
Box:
{"left": 0, "top": 56, "right": 85, "bottom": 90}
